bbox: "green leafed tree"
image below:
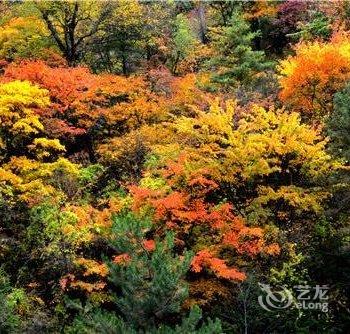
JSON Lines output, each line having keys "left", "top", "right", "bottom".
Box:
{"left": 0, "top": 268, "right": 20, "bottom": 333}
{"left": 109, "top": 212, "right": 191, "bottom": 329}
{"left": 327, "top": 83, "right": 350, "bottom": 163}
{"left": 208, "top": 9, "right": 271, "bottom": 87}
{"left": 66, "top": 213, "right": 222, "bottom": 333}
{"left": 169, "top": 13, "right": 198, "bottom": 75}
{"left": 287, "top": 11, "right": 332, "bottom": 42}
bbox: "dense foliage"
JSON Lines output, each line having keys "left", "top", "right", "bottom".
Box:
{"left": 0, "top": 1, "right": 349, "bottom": 333}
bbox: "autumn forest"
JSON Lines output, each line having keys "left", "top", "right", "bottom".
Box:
{"left": 0, "top": 1, "right": 349, "bottom": 333}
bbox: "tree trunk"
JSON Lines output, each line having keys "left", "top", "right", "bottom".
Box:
{"left": 197, "top": 1, "right": 207, "bottom": 44}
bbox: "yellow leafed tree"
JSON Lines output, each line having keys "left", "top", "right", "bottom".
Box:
{"left": 0, "top": 16, "right": 53, "bottom": 61}
{"left": 168, "top": 98, "right": 339, "bottom": 225}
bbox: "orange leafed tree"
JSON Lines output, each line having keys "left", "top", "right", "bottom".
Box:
{"left": 128, "top": 156, "right": 280, "bottom": 282}
{"left": 1, "top": 61, "right": 167, "bottom": 166}
{"left": 2, "top": 61, "right": 165, "bottom": 137}
{"left": 278, "top": 32, "right": 350, "bottom": 117}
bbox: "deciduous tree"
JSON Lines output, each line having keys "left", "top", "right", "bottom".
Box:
{"left": 278, "top": 32, "right": 350, "bottom": 117}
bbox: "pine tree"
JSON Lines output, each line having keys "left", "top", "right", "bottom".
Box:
{"left": 327, "top": 83, "right": 350, "bottom": 163}
{"left": 67, "top": 213, "right": 222, "bottom": 333}
{"left": 67, "top": 306, "right": 222, "bottom": 334}
{"left": 108, "top": 213, "right": 192, "bottom": 329}
{"left": 209, "top": 10, "right": 271, "bottom": 86}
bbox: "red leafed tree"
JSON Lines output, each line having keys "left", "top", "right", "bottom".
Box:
{"left": 2, "top": 60, "right": 166, "bottom": 161}
{"left": 128, "top": 158, "right": 280, "bottom": 282}
{"left": 191, "top": 250, "right": 246, "bottom": 281}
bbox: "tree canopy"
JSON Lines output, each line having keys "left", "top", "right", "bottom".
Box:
{"left": 0, "top": 1, "right": 349, "bottom": 333}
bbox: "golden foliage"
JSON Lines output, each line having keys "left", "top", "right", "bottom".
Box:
{"left": 279, "top": 32, "right": 350, "bottom": 116}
